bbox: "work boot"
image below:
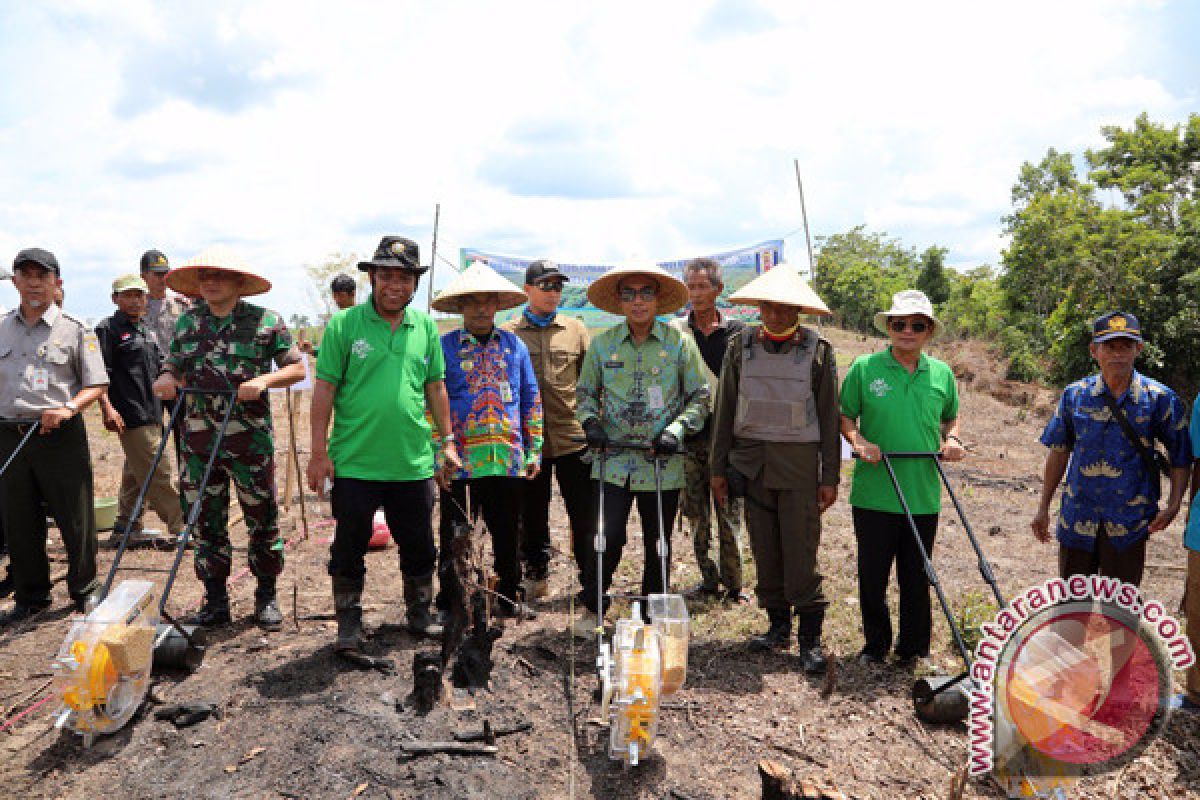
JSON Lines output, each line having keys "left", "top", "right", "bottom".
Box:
{"left": 186, "top": 580, "right": 231, "bottom": 627}
{"left": 0, "top": 600, "right": 51, "bottom": 627}
{"left": 404, "top": 572, "right": 443, "bottom": 638}
{"left": 748, "top": 607, "right": 791, "bottom": 652}
{"left": 332, "top": 576, "right": 364, "bottom": 652}
{"left": 254, "top": 577, "right": 283, "bottom": 632}
{"left": 795, "top": 609, "right": 828, "bottom": 674}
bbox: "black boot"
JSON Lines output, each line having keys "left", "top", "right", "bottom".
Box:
{"left": 187, "top": 579, "right": 231, "bottom": 627}
{"left": 332, "top": 576, "right": 364, "bottom": 652}
{"left": 254, "top": 576, "right": 283, "bottom": 632}
{"left": 795, "top": 609, "right": 828, "bottom": 674}
{"left": 404, "top": 572, "right": 444, "bottom": 638}
{"left": 749, "top": 607, "right": 791, "bottom": 652}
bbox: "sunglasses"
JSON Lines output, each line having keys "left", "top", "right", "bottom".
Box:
{"left": 618, "top": 286, "right": 657, "bottom": 302}
{"left": 534, "top": 280, "right": 565, "bottom": 292}
{"left": 888, "top": 318, "right": 930, "bottom": 333}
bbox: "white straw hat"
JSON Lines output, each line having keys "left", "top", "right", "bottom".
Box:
{"left": 586, "top": 261, "right": 689, "bottom": 316}
{"left": 431, "top": 260, "right": 527, "bottom": 313}
{"left": 728, "top": 263, "right": 831, "bottom": 316}
{"left": 873, "top": 289, "right": 938, "bottom": 334}
{"left": 166, "top": 246, "right": 272, "bottom": 298}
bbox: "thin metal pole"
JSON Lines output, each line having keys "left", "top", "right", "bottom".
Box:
{"left": 426, "top": 202, "right": 441, "bottom": 312}
{"left": 793, "top": 159, "right": 816, "bottom": 284}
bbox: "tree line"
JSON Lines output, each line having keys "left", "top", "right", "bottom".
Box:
{"left": 814, "top": 112, "right": 1200, "bottom": 396}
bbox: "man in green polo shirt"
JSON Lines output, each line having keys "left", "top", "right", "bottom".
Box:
{"left": 307, "top": 236, "right": 460, "bottom": 652}
{"left": 839, "top": 290, "right": 964, "bottom": 668}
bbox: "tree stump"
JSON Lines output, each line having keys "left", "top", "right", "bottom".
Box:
{"left": 409, "top": 652, "right": 443, "bottom": 714}
{"left": 439, "top": 511, "right": 500, "bottom": 691}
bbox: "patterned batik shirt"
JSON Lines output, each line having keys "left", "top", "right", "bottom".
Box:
{"left": 435, "top": 328, "right": 543, "bottom": 480}
{"left": 1040, "top": 371, "right": 1190, "bottom": 551}
{"left": 577, "top": 319, "right": 709, "bottom": 491}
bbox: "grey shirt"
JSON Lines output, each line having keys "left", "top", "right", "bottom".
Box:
{"left": 0, "top": 304, "right": 109, "bottom": 418}
{"left": 145, "top": 292, "right": 190, "bottom": 354}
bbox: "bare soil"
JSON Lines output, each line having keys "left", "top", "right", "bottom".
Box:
{"left": 2, "top": 328, "right": 1198, "bottom": 799}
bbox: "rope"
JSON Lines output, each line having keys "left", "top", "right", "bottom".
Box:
{"left": 0, "top": 694, "right": 52, "bottom": 735}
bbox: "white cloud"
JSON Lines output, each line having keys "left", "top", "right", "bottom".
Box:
{"left": 0, "top": 0, "right": 1192, "bottom": 318}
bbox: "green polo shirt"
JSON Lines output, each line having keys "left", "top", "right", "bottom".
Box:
{"left": 839, "top": 348, "right": 959, "bottom": 514}
{"left": 315, "top": 298, "right": 445, "bottom": 481}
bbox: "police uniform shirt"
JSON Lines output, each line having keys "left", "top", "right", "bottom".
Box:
{"left": 0, "top": 303, "right": 109, "bottom": 418}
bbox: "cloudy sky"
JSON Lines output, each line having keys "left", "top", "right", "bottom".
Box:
{"left": 1, "top": 0, "right": 1197, "bottom": 319}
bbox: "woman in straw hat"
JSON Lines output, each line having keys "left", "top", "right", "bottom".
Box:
{"left": 709, "top": 263, "right": 840, "bottom": 673}
{"left": 153, "top": 246, "right": 307, "bottom": 632}
{"left": 571, "top": 261, "right": 709, "bottom": 638}
{"left": 838, "top": 289, "right": 964, "bottom": 669}
{"left": 431, "top": 261, "right": 544, "bottom": 620}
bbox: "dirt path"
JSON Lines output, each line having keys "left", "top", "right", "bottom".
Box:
{"left": 2, "top": 328, "right": 1198, "bottom": 799}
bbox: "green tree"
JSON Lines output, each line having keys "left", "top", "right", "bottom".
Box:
{"left": 814, "top": 226, "right": 919, "bottom": 333}
{"left": 916, "top": 245, "right": 950, "bottom": 306}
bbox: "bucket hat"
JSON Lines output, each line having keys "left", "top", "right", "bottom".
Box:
{"left": 431, "top": 260, "right": 527, "bottom": 313}
{"left": 357, "top": 236, "right": 426, "bottom": 274}
{"left": 873, "top": 289, "right": 937, "bottom": 334}
{"left": 166, "top": 246, "right": 272, "bottom": 298}
{"left": 727, "top": 263, "right": 830, "bottom": 316}
{"left": 586, "top": 261, "right": 688, "bottom": 316}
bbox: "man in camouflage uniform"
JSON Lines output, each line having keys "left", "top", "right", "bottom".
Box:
{"left": 153, "top": 247, "right": 306, "bottom": 630}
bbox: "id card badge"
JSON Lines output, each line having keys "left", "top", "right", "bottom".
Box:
{"left": 646, "top": 385, "right": 664, "bottom": 410}
{"left": 501, "top": 383, "right": 514, "bottom": 403}
{"left": 32, "top": 367, "right": 49, "bottom": 392}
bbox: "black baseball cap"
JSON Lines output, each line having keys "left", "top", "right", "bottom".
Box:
{"left": 1092, "top": 311, "right": 1143, "bottom": 343}
{"left": 140, "top": 249, "right": 170, "bottom": 273}
{"left": 13, "top": 247, "right": 60, "bottom": 276}
{"left": 525, "top": 259, "right": 568, "bottom": 285}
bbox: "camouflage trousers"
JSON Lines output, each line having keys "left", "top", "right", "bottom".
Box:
{"left": 181, "top": 421, "right": 284, "bottom": 583}
{"left": 681, "top": 435, "right": 744, "bottom": 592}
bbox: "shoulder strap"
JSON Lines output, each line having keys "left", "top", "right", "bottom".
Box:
{"left": 1100, "top": 389, "right": 1159, "bottom": 478}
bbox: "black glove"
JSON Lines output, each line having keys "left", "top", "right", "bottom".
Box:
{"left": 651, "top": 429, "right": 680, "bottom": 457}
{"left": 584, "top": 419, "right": 608, "bottom": 450}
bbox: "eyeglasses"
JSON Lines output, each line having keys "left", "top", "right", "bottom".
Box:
{"left": 534, "top": 281, "right": 564, "bottom": 292}
{"left": 618, "top": 286, "right": 657, "bottom": 303}
{"left": 889, "top": 318, "right": 929, "bottom": 333}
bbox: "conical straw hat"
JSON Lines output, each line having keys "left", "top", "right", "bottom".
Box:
{"left": 431, "top": 260, "right": 527, "bottom": 313}
{"left": 166, "top": 245, "right": 272, "bottom": 298}
{"left": 586, "top": 261, "right": 689, "bottom": 316}
{"left": 728, "top": 263, "right": 830, "bottom": 316}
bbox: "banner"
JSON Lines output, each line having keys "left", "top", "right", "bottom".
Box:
{"left": 457, "top": 240, "right": 785, "bottom": 325}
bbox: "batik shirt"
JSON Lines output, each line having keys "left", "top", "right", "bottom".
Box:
{"left": 1040, "top": 371, "right": 1190, "bottom": 551}
{"left": 577, "top": 319, "right": 709, "bottom": 491}
{"left": 436, "top": 328, "right": 543, "bottom": 480}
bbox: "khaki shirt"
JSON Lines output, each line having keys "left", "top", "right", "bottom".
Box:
{"left": 0, "top": 304, "right": 109, "bottom": 418}
{"left": 145, "top": 292, "right": 190, "bottom": 355}
{"left": 502, "top": 312, "right": 589, "bottom": 459}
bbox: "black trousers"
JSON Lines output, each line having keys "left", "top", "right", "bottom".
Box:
{"left": 1058, "top": 523, "right": 1146, "bottom": 587}
{"left": 438, "top": 476, "right": 524, "bottom": 611}
{"left": 0, "top": 416, "right": 98, "bottom": 607}
{"left": 852, "top": 506, "right": 939, "bottom": 659}
{"left": 518, "top": 448, "right": 596, "bottom": 585}
{"left": 585, "top": 481, "right": 679, "bottom": 614}
{"left": 328, "top": 477, "right": 436, "bottom": 583}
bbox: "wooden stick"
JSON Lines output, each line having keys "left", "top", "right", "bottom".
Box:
{"left": 285, "top": 388, "right": 310, "bottom": 541}
{"left": 400, "top": 741, "right": 497, "bottom": 756}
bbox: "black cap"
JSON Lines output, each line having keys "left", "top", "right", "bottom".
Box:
{"left": 1092, "top": 311, "right": 1143, "bottom": 343}
{"left": 13, "top": 247, "right": 60, "bottom": 276}
{"left": 357, "top": 236, "right": 427, "bottom": 274}
{"left": 330, "top": 273, "right": 357, "bottom": 293}
{"left": 524, "top": 259, "right": 568, "bottom": 285}
{"left": 140, "top": 249, "right": 170, "bottom": 273}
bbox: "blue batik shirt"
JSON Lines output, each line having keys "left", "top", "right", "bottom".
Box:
{"left": 1040, "top": 371, "right": 1190, "bottom": 552}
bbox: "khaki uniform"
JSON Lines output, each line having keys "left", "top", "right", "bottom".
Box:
{"left": 145, "top": 292, "right": 190, "bottom": 355}
{"left": 710, "top": 326, "right": 840, "bottom": 613}
{"left": 0, "top": 304, "right": 108, "bottom": 609}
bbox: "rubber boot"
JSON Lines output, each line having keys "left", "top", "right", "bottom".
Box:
{"left": 254, "top": 576, "right": 283, "bottom": 632}
{"left": 187, "top": 579, "right": 231, "bottom": 627}
{"left": 795, "top": 609, "right": 828, "bottom": 674}
{"left": 404, "top": 572, "right": 444, "bottom": 638}
{"left": 332, "top": 576, "right": 365, "bottom": 652}
{"left": 748, "top": 607, "right": 791, "bottom": 652}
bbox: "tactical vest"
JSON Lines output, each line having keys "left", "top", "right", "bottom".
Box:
{"left": 732, "top": 327, "right": 820, "bottom": 443}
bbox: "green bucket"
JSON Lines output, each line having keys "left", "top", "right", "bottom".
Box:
{"left": 94, "top": 497, "right": 118, "bottom": 531}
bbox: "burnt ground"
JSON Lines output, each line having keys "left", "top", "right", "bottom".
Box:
{"left": 2, "top": 327, "right": 1200, "bottom": 799}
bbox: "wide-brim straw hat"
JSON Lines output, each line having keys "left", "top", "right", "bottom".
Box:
{"left": 166, "top": 246, "right": 272, "bottom": 298}
{"left": 728, "top": 263, "right": 831, "bottom": 316}
{"left": 586, "top": 261, "right": 689, "bottom": 316}
{"left": 873, "top": 289, "right": 938, "bottom": 334}
{"left": 431, "top": 260, "right": 527, "bottom": 313}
